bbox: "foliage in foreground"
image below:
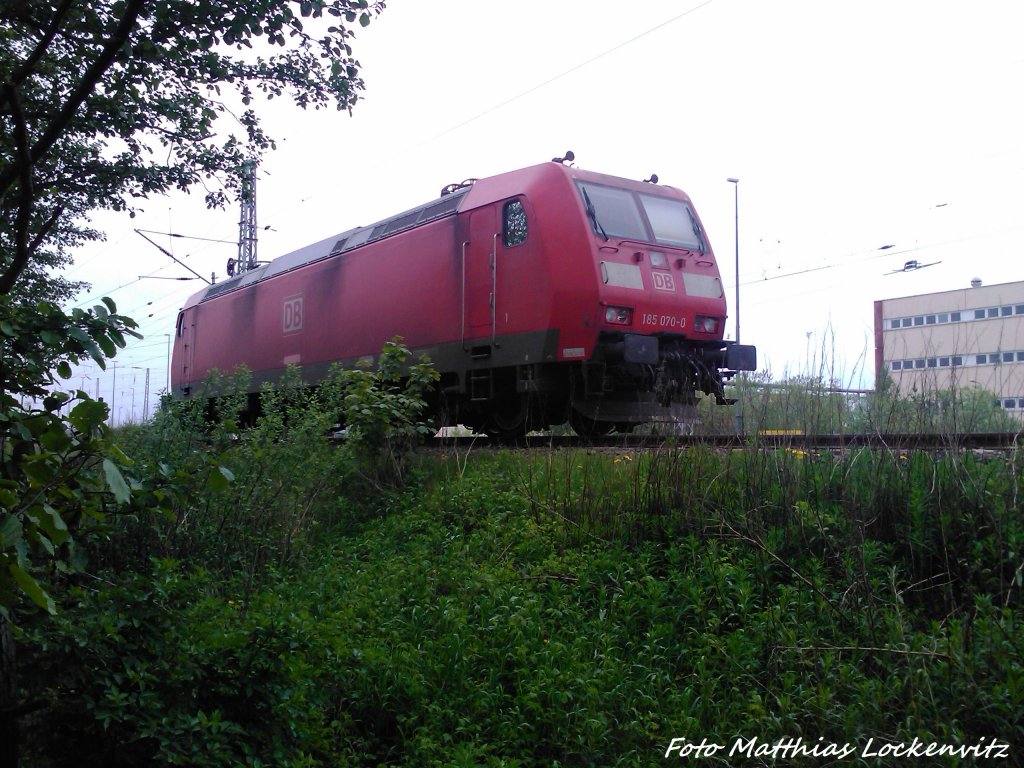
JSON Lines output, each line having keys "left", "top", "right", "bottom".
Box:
{"left": 17, "top": 439, "right": 1024, "bottom": 766}
{"left": 7, "top": 339, "right": 433, "bottom": 767}
{"left": 0, "top": 296, "right": 139, "bottom": 617}
{"left": 4, "top": 4, "right": 387, "bottom": 758}
{"left": 102, "top": 339, "right": 438, "bottom": 582}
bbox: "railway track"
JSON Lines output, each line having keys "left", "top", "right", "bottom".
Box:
{"left": 430, "top": 432, "right": 1024, "bottom": 452}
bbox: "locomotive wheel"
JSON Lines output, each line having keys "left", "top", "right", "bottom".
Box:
{"left": 567, "top": 409, "right": 615, "bottom": 437}
{"left": 485, "top": 394, "right": 529, "bottom": 438}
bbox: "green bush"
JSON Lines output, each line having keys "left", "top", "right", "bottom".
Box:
{"left": 106, "top": 340, "right": 438, "bottom": 582}
{"left": 22, "top": 559, "right": 344, "bottom": 767}
{"left": 15, "top": 432, "right": 1024, "bottom": 765}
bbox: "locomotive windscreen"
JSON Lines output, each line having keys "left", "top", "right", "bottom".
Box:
{"left": 576, "top": 181, "right": 706, "bottom": 251}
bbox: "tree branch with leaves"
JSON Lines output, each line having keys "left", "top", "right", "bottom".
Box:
{"left": 0, "top": 0, "right": 385, "bottom": 295}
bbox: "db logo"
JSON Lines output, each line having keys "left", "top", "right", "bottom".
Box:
{"left": 282, "top": 295, "right": 304, "bottom": 334}
{"left": 652, "top": 272, "right": 675, "bottom": 292}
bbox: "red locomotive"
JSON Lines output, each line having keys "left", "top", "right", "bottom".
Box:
{"left": 171, "top": 155, "right": 756, "bottom": 435}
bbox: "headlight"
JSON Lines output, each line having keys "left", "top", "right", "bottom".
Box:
{"left": 695, "top": 315, "right": 719, "bottom": 333}
{"left": 604, "top": 306, "right": 633, "bottom": 325}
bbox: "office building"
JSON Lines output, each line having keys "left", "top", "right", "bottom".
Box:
{"left": 873, "top": 278, "right": 1024, "bottom": 417}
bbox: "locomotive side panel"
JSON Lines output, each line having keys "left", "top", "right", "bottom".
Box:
{"left": 174, "top": 196, "right": 566, "bottom": 394}
{"left": 311, "top": 216, "right": 461, "bottom": 358}
{"left": 181, "top": 216, "right": 465, "bottom": 392}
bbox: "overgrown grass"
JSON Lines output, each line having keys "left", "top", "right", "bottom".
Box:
{"left": 18, "top": 433, "right": 1024, "bottom": 766}
{"left": 693, "top": 335, "right": 1021, "bottom": 437}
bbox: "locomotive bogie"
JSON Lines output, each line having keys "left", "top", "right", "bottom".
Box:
{"left": 171, "top": 160, "right": 756, "bottom": 434}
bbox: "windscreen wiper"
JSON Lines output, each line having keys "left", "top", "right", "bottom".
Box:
{"left": 687, "top": 209, "right": 706, "bottom": 253}
{"left": 581, "top": 187, "right": 609, "bottom": 241}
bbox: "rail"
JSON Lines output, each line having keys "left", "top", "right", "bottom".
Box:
{"left": 429, "top": 432, "right": 1024, "bottom": 451}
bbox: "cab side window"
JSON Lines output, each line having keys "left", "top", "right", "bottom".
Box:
{"left": 503, "top": 199, "right": 527, "bottom": 247}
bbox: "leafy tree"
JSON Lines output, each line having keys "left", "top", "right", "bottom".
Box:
{"left": 1, "top": 0, "right": 385, "bottom": 294}
{"left": 1, "top": 2, "right": 385, "bottom": 764}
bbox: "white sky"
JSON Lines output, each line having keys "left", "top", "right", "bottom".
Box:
{"left": 62, "top": 0, "right": 1024, "bottom": 423}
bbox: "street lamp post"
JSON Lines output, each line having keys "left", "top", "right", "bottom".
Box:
{"left": 726, "top": 177, "right": 742, "bottom": 437}
{"left": 726, "top": 177, "right": 740, "bottom": 344}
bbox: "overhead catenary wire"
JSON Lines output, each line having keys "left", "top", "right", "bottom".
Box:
{"left": 737, "top": 224, "right": 1024, "bottom": 292}
{"left": 134, "top": 228, "right": 237, "bottom": 246}
{"left": 247, "top": 0, "right": 721, "bottom": 232}
{"left": 404, "top": 1, "right": 717, "bottom": 150}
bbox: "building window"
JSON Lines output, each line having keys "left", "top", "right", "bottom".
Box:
{"left": 901, "top": 318, "right": 912, "bottom": 328}
{"left": 915, "top": 359, "right": 925, "bottom": 369}
{"left": 952, "top": 356, "right": 963, "bottom": 366}
{"left": 951, "top": 311, "right": 961, "bottom": 322}
{"left": 976, "top": 354, "right": 987, "bottom": 364}
{"left": 927, "top": 358, "right": 937, "bottom": 368}
{"left": 1016, "top": 305, "right": 1024, "bottom": 315}
{"left": 926, "top": 314, "right": 936, "bottom": 324}
{"left": 502, "top": 200, "right": 528, "bottom": 247}
{"left": 1001, "top": 305, "right": 1013, "bottom": 317}
{"left": 1004, "top": 352, "right": 1015, "bottom": 363}
{"left": 939, "top": 357, "right": 950, "bottom": 367}
{"left": 938, "top": 313, "right": 949, "bottom": 323}
{"left": 891, "top": 361, "right": 902, "bottom": 370}
{"left": 1006, "top": 399, "right": 1017, "bottom": 409}
{"left": 975, "top": 309, "right": 986, "bottom": 320}
{"left": 988, "top": 307, "right": 999, "bottom": 318}
{"left": 913, "top": 316, "right": 924, "bottom": 326}
{"left": 1018, "top": 352, "right": 1024, "bottom": 362}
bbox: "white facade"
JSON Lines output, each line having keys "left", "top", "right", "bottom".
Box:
{"left": 874, "top": 280, "right": 1024, "bottom": 416}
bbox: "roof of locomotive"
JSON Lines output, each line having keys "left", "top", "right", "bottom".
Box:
{"left": 461, "top": 162, "right": 688, "bottom": 209}
{"left": 181, "top": 184, "right": 470, "bottom": 310}
{"left": 180, "top": 162, "right": 687, "bottom": 311}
